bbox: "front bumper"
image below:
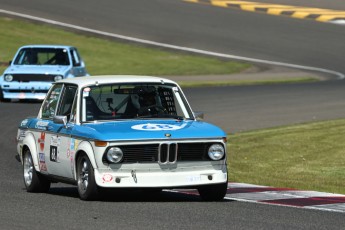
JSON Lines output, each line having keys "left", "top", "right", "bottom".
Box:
{"left": 94, "top": 163, "right": 228, "bottom": 188}
{"left": 1, "top": 81, "right": 52, "bottom": 100}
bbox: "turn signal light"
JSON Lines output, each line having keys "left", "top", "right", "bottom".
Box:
{"left": 95, "top": 141, "right": 107, "bottom": 147}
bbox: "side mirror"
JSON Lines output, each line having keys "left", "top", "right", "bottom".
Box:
{"left": 8, "top": 60, "right": 12, "bottom": 66}
{"left": 193, "top": 111, "right": 204, "bottom": 121}
{"left": 74, "top": 61, "right": 81, "bottom": 67}
{"left": 53, "top": 115, "right": 67, "bottom": 127}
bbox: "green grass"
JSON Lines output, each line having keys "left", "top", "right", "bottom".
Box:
{"left": 178, "top": 77, "right": 317, "bottom": 87}
{"left": 0, "top": 17, "right": 249, "bottom": 76}
{"left": 228, "top": 119, "right": 345, "bottom": 194}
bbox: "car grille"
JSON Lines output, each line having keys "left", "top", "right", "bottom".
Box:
{"left": 11, "top": 74, "right": 56, "bottom": 82}
{"left": 122, "top": 144, "right": 159, "bottom": 163}
{"left": 103, "top": 143, "right": 215, "bottom": 164}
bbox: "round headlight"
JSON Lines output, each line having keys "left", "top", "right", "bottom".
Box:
{"left": 54, "top": 75, "right": 63, "bottom": 82}
{"left": 208, "top": 144, "right": 225, "bottom": 160}
{"left": 106, "top": 147, "right": 123, "bottom": 163}
{"left": 4, "top": 74, "right": 13, "bottom": 82}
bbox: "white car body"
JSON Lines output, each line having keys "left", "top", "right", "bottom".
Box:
{"left": 16, "top": 75, "right": 228, "bottom": 200}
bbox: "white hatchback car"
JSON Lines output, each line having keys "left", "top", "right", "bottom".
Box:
{"left": 16, "top": 75, "right": 228, "bottom": 201}
{"left": 0, "top": 45, "right": 88, "bottom": 101}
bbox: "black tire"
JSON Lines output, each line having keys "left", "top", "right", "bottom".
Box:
{"left": 141, "top": 188, "right": 163, "bottom": 197}
{"left": 0, "top": 89, "right": 10, "bottom": 102}
{"left": 198, "top": 182, "right": 228, "bottom": 201}
{"left": 77, "top": 154, "right": 99, "bottom": 200}
{"left": 23, "top": 149, "right": 51, "bottom": 193}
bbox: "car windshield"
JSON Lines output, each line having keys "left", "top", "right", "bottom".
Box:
{"left": 81, "top": 83, "right": 193, "bottom": 122}
{"left": 13, "top": 48, "right": 70, "bottom": 65}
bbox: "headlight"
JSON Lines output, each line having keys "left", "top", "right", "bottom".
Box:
{"left": 4, "top": 74, "right": 13, "bottom": 82}
{"left": 106, "top": 147, "right": 123, "bottom": 163}
{"left": 208, "top": 144, "right": 225, "bottom": 160}
{"left": 54, "top": 75, "right": 63, "bottom": 82}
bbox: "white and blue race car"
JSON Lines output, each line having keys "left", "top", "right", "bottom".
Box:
{"left": 0, "top": 45, "right": 88, "bottom": 101}
{"left": 16, "top": 75, "right": 228, "bottom": 201}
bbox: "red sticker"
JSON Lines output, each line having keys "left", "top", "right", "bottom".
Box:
{"left": 102, "top": 174, "right": 113, "bottom": 183}
{"left": 38, "top": 132, "right": 46, "bottom": 152}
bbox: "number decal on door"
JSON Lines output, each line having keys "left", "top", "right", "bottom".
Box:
{"left": 50, "top": 146, "right": 58, "bottom": 162}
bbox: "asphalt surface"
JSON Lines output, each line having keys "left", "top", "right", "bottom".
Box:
{"left": 185, "top": 80, "right": 345, "bottom": 133}
{"left": 1, "top": 0, "right": 345, "bottom": 229}
{"left": 1, "top": 102, "right": 345, "bottom": 230}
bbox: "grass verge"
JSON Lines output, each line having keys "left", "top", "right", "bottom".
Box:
{"left": 0, "top": 17, "right": 249, "bottom": 77}
{"left": 178, "top": 77, "right": 317, "bottom": 87}
{"left": 0, "top": 17, "right": 318, "bottom": 86}
{"left": 228, "top": 118, "right": 345, "bottom": 194}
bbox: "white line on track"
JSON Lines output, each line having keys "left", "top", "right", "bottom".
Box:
{"left": 224, "top": 196, "right": 345, "bottom": 214}
{"left": 0, "top": 8, "right": 344, "bottom": 80}
{"left": 170, "top": 182, "right": 345, "bottom": 213}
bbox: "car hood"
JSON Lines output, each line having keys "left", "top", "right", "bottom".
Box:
{"left": 73, "top": 120, "right": 226, "bottom": 141}
{"left": 4, "top": 65, "right": 70, "bottom": 75}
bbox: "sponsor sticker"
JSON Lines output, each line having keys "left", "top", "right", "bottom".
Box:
{"left": 21, "top": 119, "right": 28, "bottom": 127}
{"left": 131, "top": 123, "right": 186, "bottom": 131}
{"left": 50, "top": 135, "right": 59, "bottom": 146}
{"left": 68, "top": 138, "right": 80, "bottom": 175}
{"left": 35, "top": 121, "right": 49, "bottom": 130}
{"left": 83, "top": 88, "right": 91, "bottom": 97}
{"left": 50, "top": 135, "right": 61, "bottom": 162}
{"left": 18, "top": 130, "right": 26, "bottom": 141}
{"left": 102, "top": 174, "right": 114, "bottom": 183}
{"left": 186, "top": 175, "right": 201, "bottom": 183}
{"left": 38, "top": 132, "right": 46, "bottom": 152}
{"left": 39, "top": 153, "right": 47, "bottom": 171}
{"left": 50, "top": 146, "right": 58, "bottom": 162}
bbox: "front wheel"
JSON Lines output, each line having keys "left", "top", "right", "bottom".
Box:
{"left": 23, "top": 149, "right": 50, "bottom": 193}
{"left": 77, "top": 154, "right": 98, "bottom": 200}
{"left": 198, "top": 182, "right": 228, "bottom": 201}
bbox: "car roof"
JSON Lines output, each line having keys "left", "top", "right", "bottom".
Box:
{"left": 19, "top": 45, "right": 74, "bottom": 49}
{"left": 57, "top": 75, "right": 178, "bottom": 88}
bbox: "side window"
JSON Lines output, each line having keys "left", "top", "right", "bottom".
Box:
{"left": 70, "top": 49, "right": 81, "bottom": 67}
{"left": 57, "top": 85, "right": 78, "bottom": 121}
{"left": 41, "top": 84, "right": 63, "bottom": 119}
{"left": 69, "top": 92, "right": 78, "bottom": 123}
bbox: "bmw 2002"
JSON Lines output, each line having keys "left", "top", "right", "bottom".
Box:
{"left": 16, "top": 75, "right": 228, "bottom": 201}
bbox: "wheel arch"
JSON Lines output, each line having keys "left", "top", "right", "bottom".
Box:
{"left": 73, "top": 140, "right": 97, "bottom": 180}
{"left": 22, "top": 132, "right": 40, "bottom": 171}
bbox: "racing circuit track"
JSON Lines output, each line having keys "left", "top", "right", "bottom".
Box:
{"left": 1, "top": 0, "right": 345, "bottom": 229}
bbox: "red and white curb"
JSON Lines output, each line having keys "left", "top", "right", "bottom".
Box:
{"left": 174, "top": 183, "right": 345, "bottom": 213}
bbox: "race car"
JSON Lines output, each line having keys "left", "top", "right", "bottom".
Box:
{"left": 0, "top": 45, "right": 88, "bottom": 101}
{"left": 16, "top": 75, "right": 228, "bottom": 201}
